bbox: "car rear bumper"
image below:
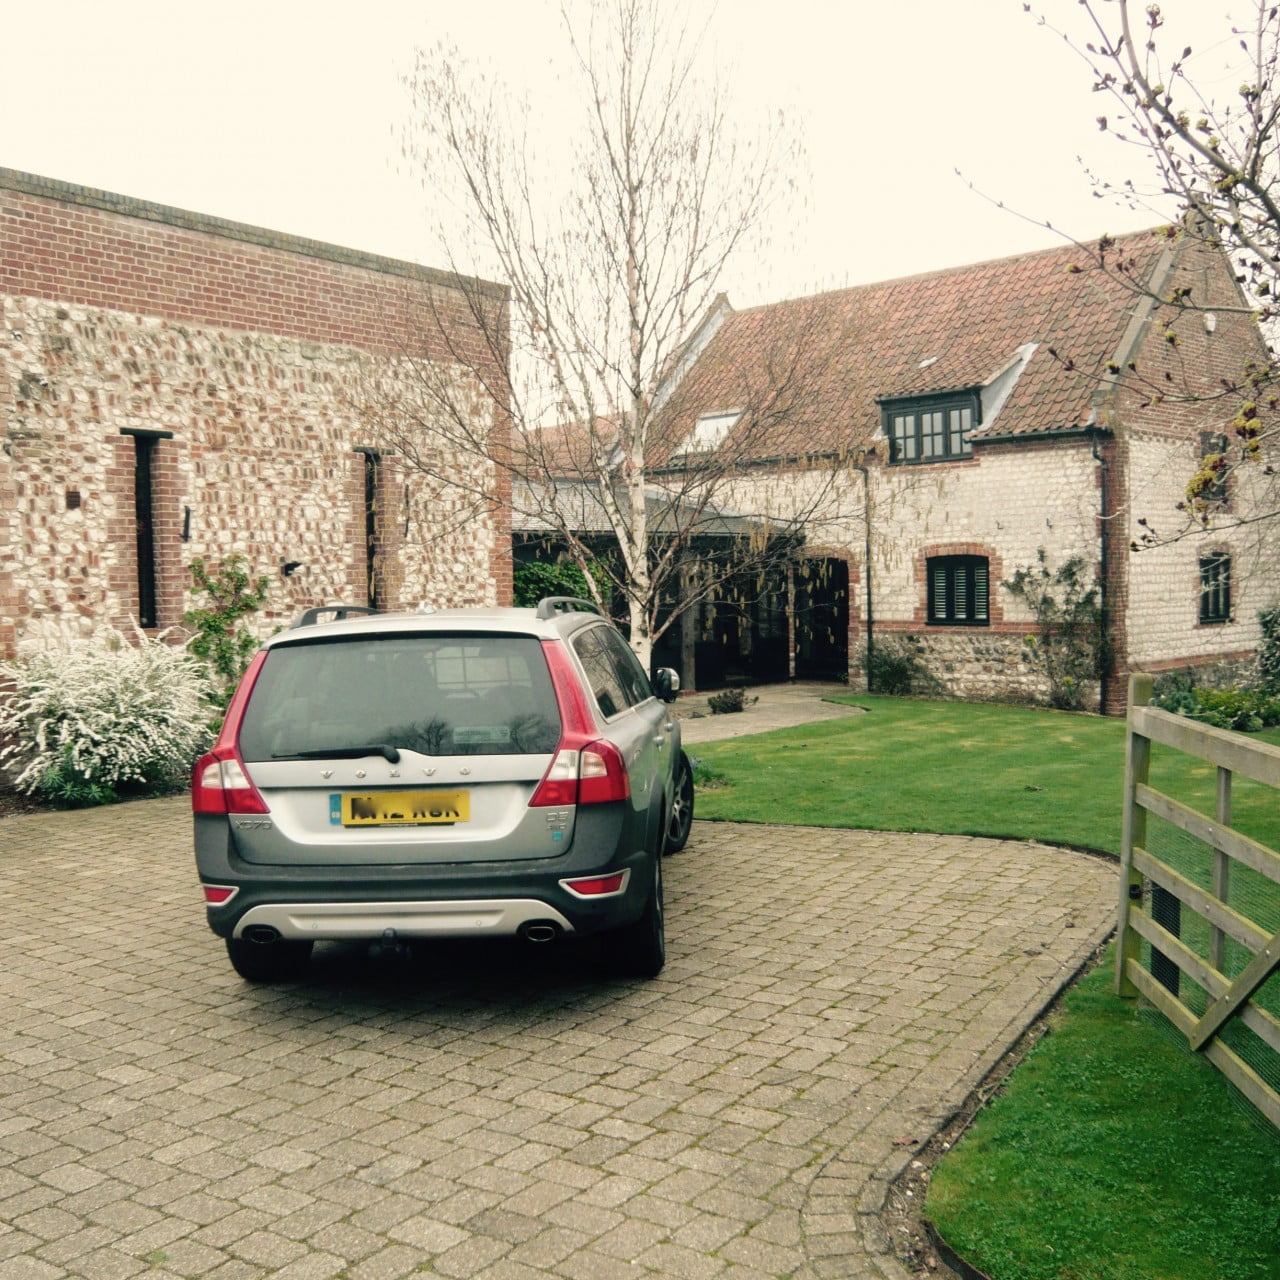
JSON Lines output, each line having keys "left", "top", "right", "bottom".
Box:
{"left": 197, "top": 837, "right": 649, "bottom": 941}
{"left": 195, "top": 798, "right": 654, "bottom": 941}
{"left": 230, "top": 897, "right": 577, "bottom": 941}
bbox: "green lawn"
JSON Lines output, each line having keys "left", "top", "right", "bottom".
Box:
{"left": 689, "top": 693, "right": 1280, "bottom": 1280}
{"left": 690, "top": 694, "right": 1280, "bottom": 855}
{"left": 926, "top": 951, "right": 1280, "bottom": 1280}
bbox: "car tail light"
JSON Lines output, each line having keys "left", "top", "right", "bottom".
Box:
{"left": 528, "top": 741, "right": 630, "bottom": 807}
{"left": 203, "top": 885, "right": 239, "bottom": 906}
{"left": 541, "top": 639, "right": 598, "bottom": 736}
{"left": 192, "top": 748, "right": 271, "bottom": 815}
{"left": 577, "top": 741, "right": 630, "bottom": 804}
{"left": 528, "top": 641, "right": 633, "bottom": 809}
{"left": 529, "top": 748, "right": 581, "bottom": 808}
{"left": 191, "top": 652, "right": 271, "bottom": 816}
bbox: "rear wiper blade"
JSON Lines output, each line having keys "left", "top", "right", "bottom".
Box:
{"left": 276, "top": 744, "right": 402, "bottom": 764}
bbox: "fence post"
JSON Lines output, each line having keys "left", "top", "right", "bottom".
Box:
{"left": 1140, "top": 672, "right": 1181, "bottom": 996}
{"left": 1210, "top": 766, "right": 1232, "bottom": 975}
{"left": 1117, "top": 674, "right": 1152, "bottom": 998}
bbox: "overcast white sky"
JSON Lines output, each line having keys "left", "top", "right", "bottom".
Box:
{"left": 0, "top": 0, "right": 1246, "bottom": 307}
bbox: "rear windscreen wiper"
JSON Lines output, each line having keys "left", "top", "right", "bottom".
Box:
{"left": 276, "top": 744, "right": 402, "bottom": 764}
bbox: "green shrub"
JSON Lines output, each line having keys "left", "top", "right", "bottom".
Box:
{"left": 513, "top": 558, "right": 612, "bottom": 609}
{"left": 864, "top": 636, "right": 937, "bottom": 696}
{"left": 35, "top": 755, "right": 120, "bottom": 809}
{"left": 0, "top": 628, "right": 213, "bottom": 807}
{"left": 184, "top": 556, "right": 270, "bottom": 710}
{"left": 707, "top": 687, "right": 757, "bottom": 714}
{"left": 1193, "top": 687, "right": 1280, "bottom": 731}
{"left": 1150, "top": 677, "right": 1280, "bottom": 732}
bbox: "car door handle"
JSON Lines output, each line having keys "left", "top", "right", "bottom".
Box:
{"left": 654, "top": 735, "right": 666, "bottom": 748}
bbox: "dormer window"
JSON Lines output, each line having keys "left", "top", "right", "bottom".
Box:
{"left": 678, "top": 410, "right": 741, "bottom": 457}
{"left": 881, "top": 392, "right": 979, "bottom": 464}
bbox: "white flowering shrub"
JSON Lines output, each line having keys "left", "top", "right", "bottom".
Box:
{"left": 0, "top": 627, "right": 214, "bottom": 806}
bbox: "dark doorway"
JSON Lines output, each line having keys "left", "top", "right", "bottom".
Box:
{"left": 685, "top": 568, "right": 790, "bottom": 690}
{"left": 794, "top": 557, "right": 849, "bottom": 680}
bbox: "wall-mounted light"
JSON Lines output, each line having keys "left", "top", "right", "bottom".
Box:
{"left": 282, "top": 560, "right": 304, "bottom": 577}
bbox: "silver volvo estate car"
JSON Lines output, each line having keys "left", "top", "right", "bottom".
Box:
{"left": 192, "top": 598, "right": 693, "bottom": 983}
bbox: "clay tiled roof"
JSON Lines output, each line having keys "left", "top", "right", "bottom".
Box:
{"left": 516, "top": 415, "right": 622, "bottom": 477}
{"left": 657, "top": 230, "right": 1173, "bottom": 463}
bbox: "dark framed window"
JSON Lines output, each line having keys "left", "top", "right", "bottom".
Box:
{"left": 883, "top": 393, "right": 979, "bottom": 464}
{"left": 121, "top": 428, "right": 173, "bottom": 629}
{"left": 928, "top": 555, "right": 990, "bottom": 626}
{"left": 355, "top": 448, "right": 382, "bottom": 609}
{"left": 1199, "top": 553, "right": 1231, "bottom": 623}
{"left": 133, "top": 434, "right": 158, "bottom": 628}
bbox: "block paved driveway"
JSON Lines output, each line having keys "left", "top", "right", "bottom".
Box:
{"left": 0, "top": 798, "right": 1115, "bottom": 1280}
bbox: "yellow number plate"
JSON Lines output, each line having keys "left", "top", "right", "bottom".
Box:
{"left": 341, "top": 790, "right": 470, "bottom": 827}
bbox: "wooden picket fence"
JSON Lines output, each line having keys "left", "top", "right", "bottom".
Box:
{"left": 1118, "top": 674, "right": 1280, "bottom": 1130}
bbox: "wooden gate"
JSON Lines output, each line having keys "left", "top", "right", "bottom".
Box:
{"left": 1118, "top": 675, "right": 1280, "bottom": 1130}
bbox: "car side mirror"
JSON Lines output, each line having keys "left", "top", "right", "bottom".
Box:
{"left": 652, "top": 667, "right": 681, "bottom": 703}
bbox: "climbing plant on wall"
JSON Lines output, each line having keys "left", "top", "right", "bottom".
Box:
{"left": 1004, "top": 549, "right": 1106, "bottom": 710}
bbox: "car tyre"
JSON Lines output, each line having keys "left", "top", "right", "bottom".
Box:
{"left": 664, "top": 751, "right": 694, "bottom": 855}
{"left": 226, "top": 937, "right": 313, "bottom": 983}
{"left": 606, "top": 856, "right": 665, "bottom": 978}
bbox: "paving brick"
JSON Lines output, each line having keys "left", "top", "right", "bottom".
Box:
{"left": 430, "top": 1232, "right": 513, "bottom": 1278}
{"left": 0, "top": 1256, "right": 67, "bottom": 1279}
{"left": 345, "top": 1243, "right": 427, "bottom": 1280}
{"left": 0, "top": 796, "right": 1115, "bottom": 1280}
{"left": 506, "top": 1224, "right": 594, "bottom": 1269}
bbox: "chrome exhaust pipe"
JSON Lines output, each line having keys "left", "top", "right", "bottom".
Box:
{"left": 521, "top": 922, "right": 561, "bottom": 944}
{"left": 241, "top": 924, "right": 282, "bottom": 945}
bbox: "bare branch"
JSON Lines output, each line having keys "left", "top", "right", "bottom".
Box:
{"left": 378, "top": 0, "right": 820, "bottom": 665}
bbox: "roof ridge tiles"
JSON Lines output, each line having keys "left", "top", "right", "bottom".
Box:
{"left": 732, "top": 227, "right": 1165, "bottom": 316}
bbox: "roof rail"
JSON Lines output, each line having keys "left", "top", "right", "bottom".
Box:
{"left": 291, "top": 604, "right": 381, "bottom": 629}
{"left": 534, "top": 596, "right": 602, "bottom": 620}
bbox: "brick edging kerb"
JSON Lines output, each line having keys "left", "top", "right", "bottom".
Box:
{"left": 0, "top": 167, "right": 508, "bottom": 302}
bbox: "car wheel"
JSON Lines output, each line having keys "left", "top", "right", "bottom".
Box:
{"left": 664, "top": 752, "right": 694, "bottom": 855}
{"left": 225, "top": 937, "right": 313, "bottom": 983}
{"left": 606, "top": 855, "right": 665, "bottom": 978}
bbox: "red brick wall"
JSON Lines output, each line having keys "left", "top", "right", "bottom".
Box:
{"left": 0, "top": 173, "right": 503, "bottom": 360}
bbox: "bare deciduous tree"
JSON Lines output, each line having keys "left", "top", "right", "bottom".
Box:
{"left": 379, "top": 0, "right": 863, "bottom": 667}
{"left": 1031, "top": 0, "right": 1280, "bottom": 535}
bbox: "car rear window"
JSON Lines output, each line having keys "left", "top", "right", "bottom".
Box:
{"left": 238, "top": 634, "right": 562, "bottom": 761}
